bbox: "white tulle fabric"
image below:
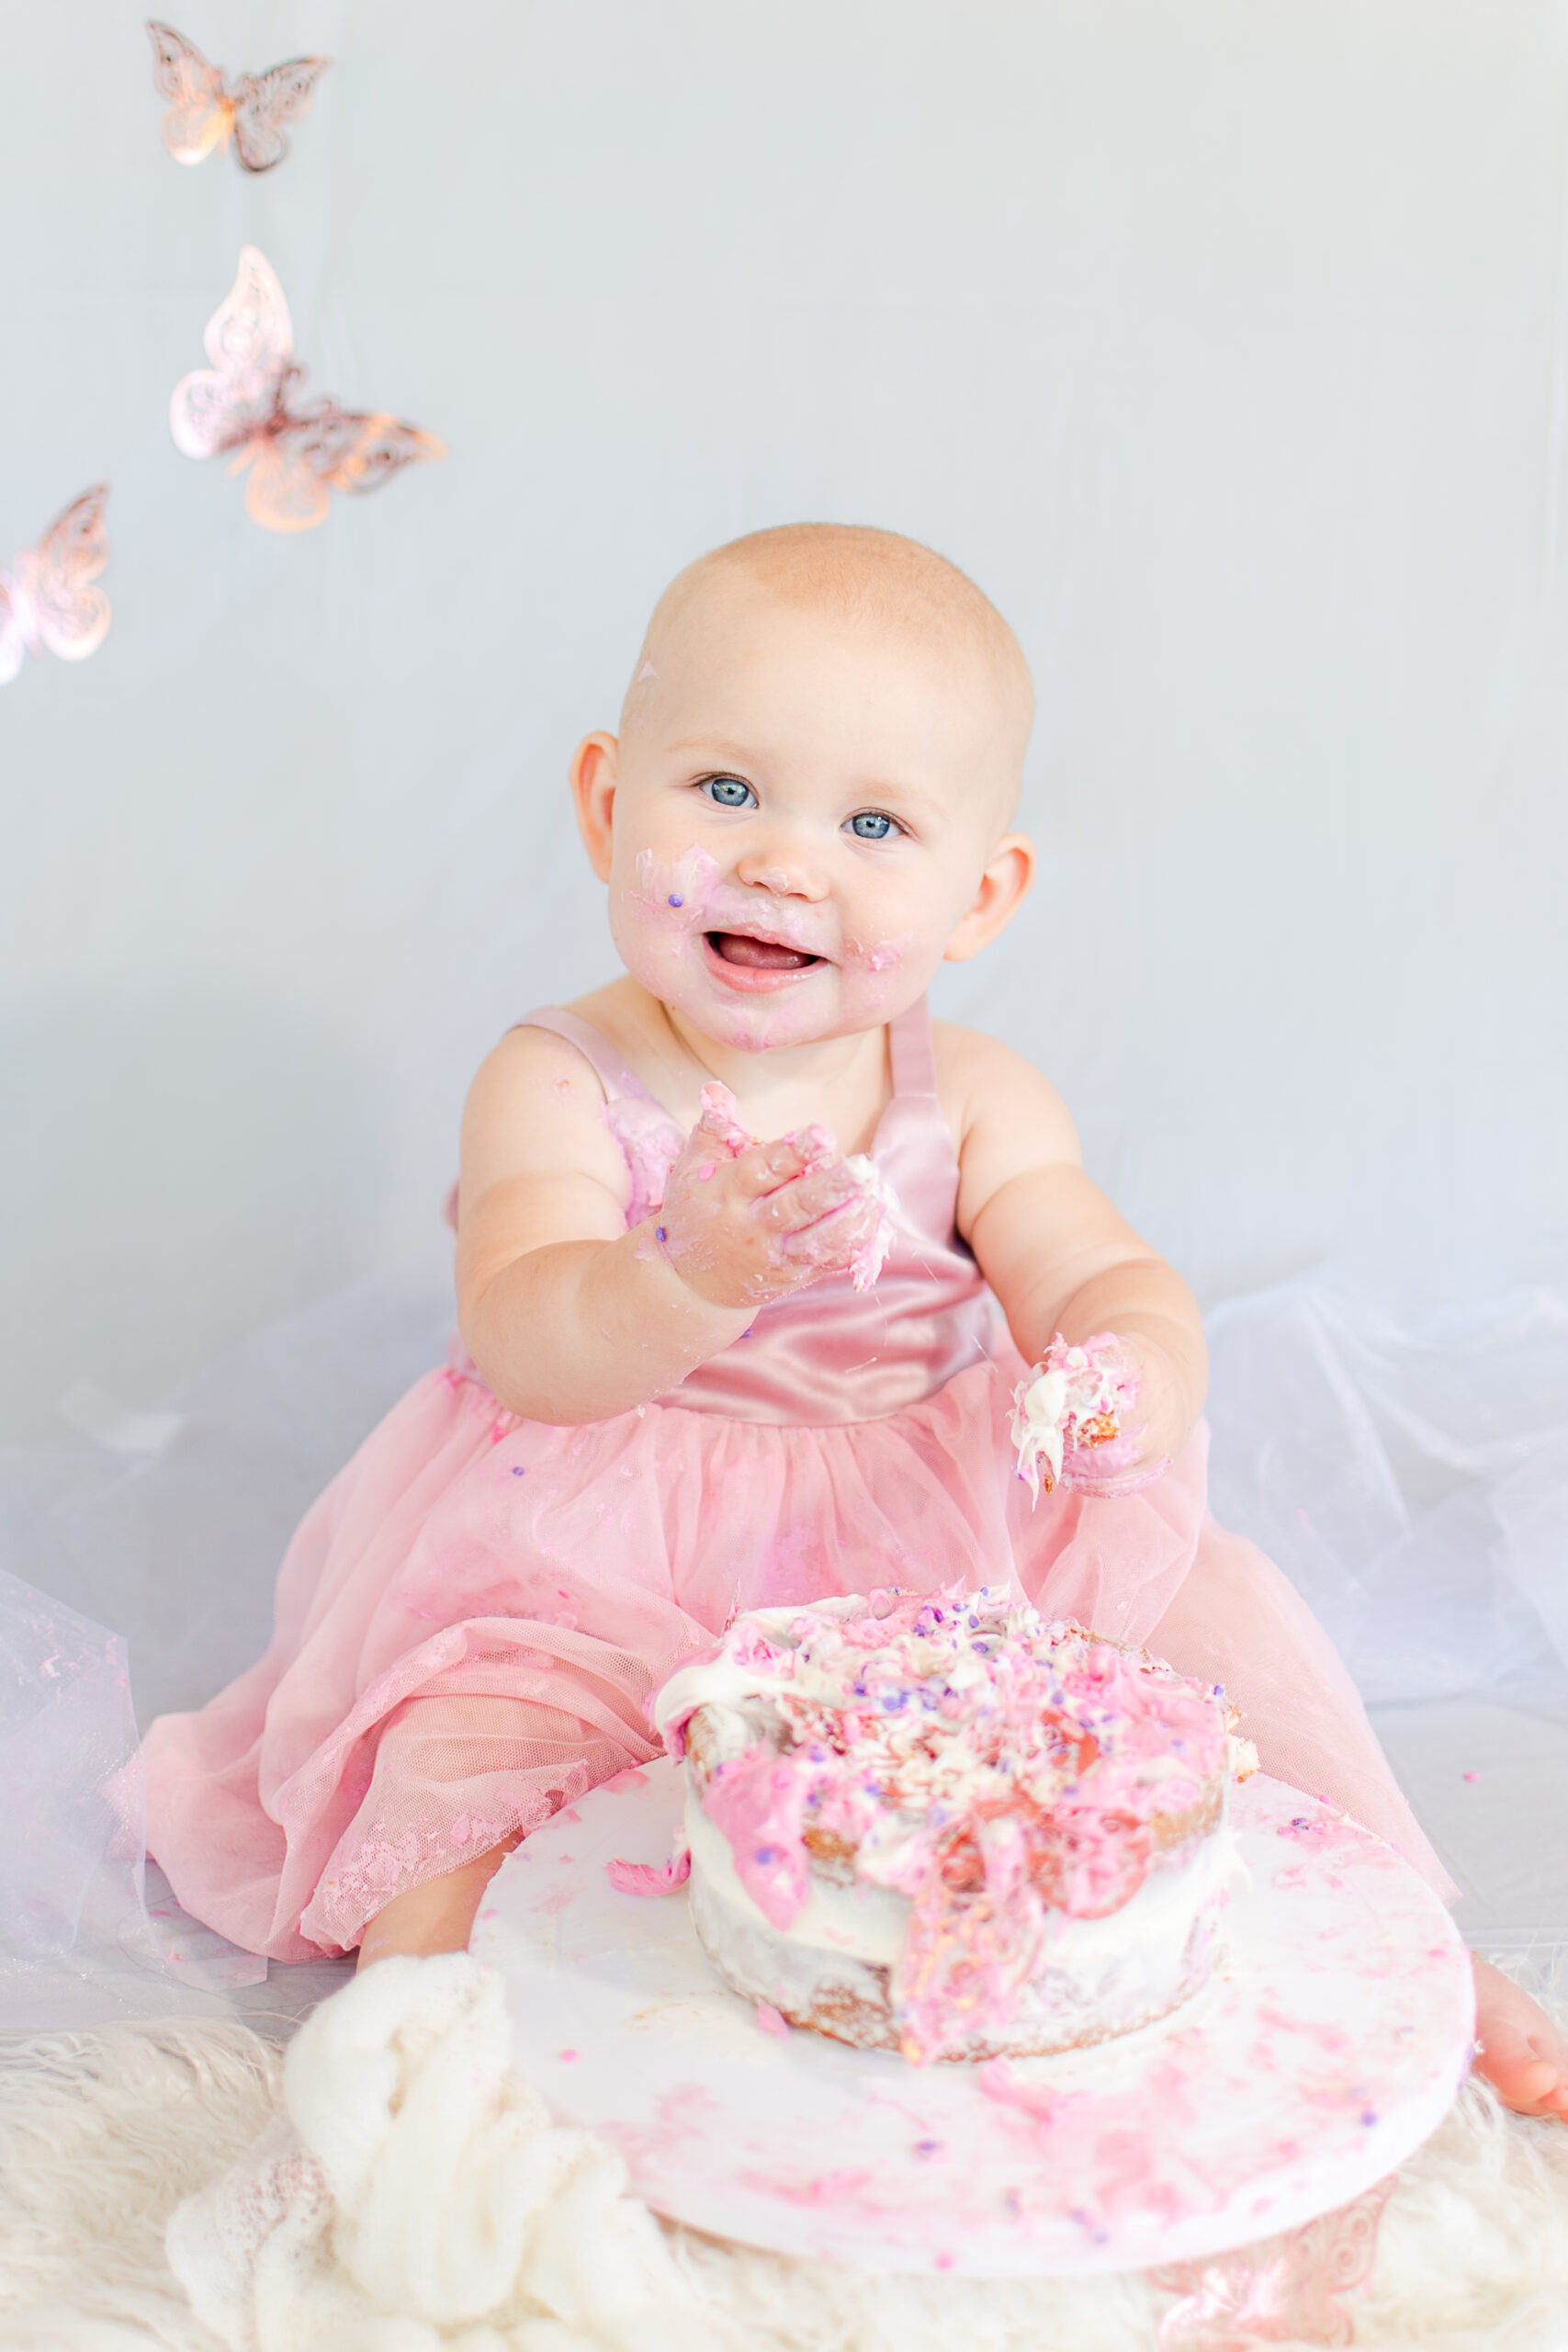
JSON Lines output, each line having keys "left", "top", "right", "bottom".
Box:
{"left": 1203, "top": 1269, "right": 1568, "bottom": 1705}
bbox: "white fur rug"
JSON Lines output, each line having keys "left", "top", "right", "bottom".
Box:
{"left": 2, "top": 1958, "right": 1566, "bottom": 2352}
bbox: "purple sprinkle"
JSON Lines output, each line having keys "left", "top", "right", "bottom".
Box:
{"left": 914, "top": 2139, "right": 942, "bottom": 2157}
{"left": 511, "top": 1466, "right": 525, "bottom": 1477}
{"left": 656, "top": 1226, "right": 667, "bottom": 1241}
{"left": 1361, "top": 2109, "right": 1378, "bottom": 2127}
{"left": 755, "top": 1845, "right": 778, "bottom": 1865}
{"left": 668, "top": 893, "right": 683, "bottom": 907}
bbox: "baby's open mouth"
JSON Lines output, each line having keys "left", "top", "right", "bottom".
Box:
{"left": 706, "top": 931, "right": 823, "bottom": 972}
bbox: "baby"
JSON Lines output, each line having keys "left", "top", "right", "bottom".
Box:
{"left": 141, "top": 523, "right": 1565, "bottom": 2120}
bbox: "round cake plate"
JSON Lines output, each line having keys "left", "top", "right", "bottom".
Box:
{"left": 471, "top": 1758, "right": 1473, "bottom": 2278}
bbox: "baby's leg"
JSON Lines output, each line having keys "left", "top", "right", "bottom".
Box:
{"left": 356, "top": 1831, "right": 523, "bottom": 1969}
{"left": 1146, "top": 1515, "right": 1449, "bottom": 1885}
{"left": 311, "top": 1690, "right": 635, "bottom": 1969}
{"left": 1147, "top": 1516, "right": 1568, "bottom": 2120}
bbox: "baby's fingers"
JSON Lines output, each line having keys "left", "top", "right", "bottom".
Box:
{"left": 694, "top": 1082, "right": 753, "bottom": 1155}
{"left": 730, "top": 1125, "right": 840, "bottom": 1200}
{"left": 1064, "top": 1454, "right": 1172, "bottom": 1500}
{"left": 757, "top": 1160, "right": 863, "bottom": 1233}
{"left": 774, "top": 1180, "right": 878, "bottom": 1254}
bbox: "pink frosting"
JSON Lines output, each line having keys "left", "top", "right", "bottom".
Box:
{"left": 700, "top": 1747, "right": 814, "bottom": 1927}
{"left": 605, "top": 1850, "right": 692, "bottom": 1898}
{"left": 660, "top": 1585, "right": 1231, "bottom": 2062}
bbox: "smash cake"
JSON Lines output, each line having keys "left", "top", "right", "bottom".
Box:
{"left": 653, "top": 1588, "right": 1257, "bottom": 2064}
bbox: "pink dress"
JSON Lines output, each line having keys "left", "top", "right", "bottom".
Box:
{"left": 141, "top": 1001, "right": 1453, "bottom": 1961}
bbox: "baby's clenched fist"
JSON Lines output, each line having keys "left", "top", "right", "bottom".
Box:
{"left": 654, "top": 1083, "right": 888, "bottom": 1310}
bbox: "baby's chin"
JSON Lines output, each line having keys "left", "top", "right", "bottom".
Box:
{"left": 618, "top": 933, "right": 922, "bottom": 1054}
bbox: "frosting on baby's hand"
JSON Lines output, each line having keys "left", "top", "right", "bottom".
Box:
{"left": 838, "top": 1156, "right": 898, "bottom": 1292}
{"left": 1010, "top": 1332, "right": 1141, "bottom": 1502}
{"left": 694, "top": 1080, "right": 755, "bottom": 1157}
{"left": 771, "top": 1148, "right": 899, "bottom": 1291}
{"left": 654, "top": 1086, "right": 897, "bottom": 1309}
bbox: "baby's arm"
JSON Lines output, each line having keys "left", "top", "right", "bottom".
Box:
{"left": 456, "top": 1026, "right": 882, "bottom": 1423}
{"left": 952, "top": 1030, "right": 1207, "bottom": 1486}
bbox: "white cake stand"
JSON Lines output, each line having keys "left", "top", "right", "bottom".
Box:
{"left": 472, "top": 1758, "right": 1472, "bottom": 2277}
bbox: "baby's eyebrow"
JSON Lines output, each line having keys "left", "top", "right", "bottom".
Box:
{"left": 666, "top": 736, "right": 759, "bottom": 764}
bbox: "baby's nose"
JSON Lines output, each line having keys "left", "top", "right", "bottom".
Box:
{"left": 735, "top": 842, "right": 829, "bottom": 900}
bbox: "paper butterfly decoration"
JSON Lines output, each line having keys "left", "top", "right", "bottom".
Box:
{"left": 0, "top": 487, "right": 111, "bottom": 686}
{"left": 146, "top": 21, "right": 330, "bottom": 173}
{"left": 170, "top": 248, "right": 445, "bottom": 533}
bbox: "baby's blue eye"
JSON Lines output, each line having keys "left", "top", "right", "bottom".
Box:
{"left": 850, "top": 810, "right": 897, "bottom": 840}
{"left": 704, "top": 775, "right": 755, "bottom": 808}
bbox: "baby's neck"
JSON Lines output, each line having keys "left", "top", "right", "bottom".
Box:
{"left": 671, "top": 999, "right": 880, "bottom": 1088}
{"left": 598, "top": 977, "right": 903, "bottom": 1152}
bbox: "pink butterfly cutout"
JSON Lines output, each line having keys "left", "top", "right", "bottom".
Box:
{"left": 146, "top": 21, "right": 330, "bottom": 173}
{"left": 0, "top": 487, "right": 111, "bottom": 686}
{"left": 169, "top": 248, "right": 445, "bottom": 534}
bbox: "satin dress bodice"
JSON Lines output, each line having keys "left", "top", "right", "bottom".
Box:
{"left": 518, "top": 1000, "right": 999, "bottom": 1426}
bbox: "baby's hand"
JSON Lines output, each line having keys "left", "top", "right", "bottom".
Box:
{"left": 1062, "top": 1333, "right": 1184, "bottom": 1497}
{"left": 1012, "top": 1331, "right": 1180, "bottom": 1502}
{"left": 654, "top": 1083, "right": 886, "bottom": 1311}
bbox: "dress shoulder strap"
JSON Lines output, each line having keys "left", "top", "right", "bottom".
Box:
{"left": 514, "top": 1006, "right": 657, "bottom": 1104}
{"left": 887, "top": 995, "right": 939, "bottom": 1099}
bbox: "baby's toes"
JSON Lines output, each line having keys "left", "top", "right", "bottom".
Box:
{"left": 1471, "top": 1955, "right": 1568, "bottom": 2120}
{"left": 1475, "top": 2024, "right": 1568, "bottom": 2119}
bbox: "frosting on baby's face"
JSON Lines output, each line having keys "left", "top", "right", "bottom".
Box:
{"left": 583, "top": 582, "right": 1032, "bottom": 1054}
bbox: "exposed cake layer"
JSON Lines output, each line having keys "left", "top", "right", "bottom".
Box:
{"left": 656, "top": 1586, "right": 1249, "bottom": 2062}
{"left": 682, "top": 1775, "right": 1238, "bottom": 2060}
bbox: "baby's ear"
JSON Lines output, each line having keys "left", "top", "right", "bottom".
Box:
{"left": 570, "top": 731, "right": 620, "bottom": 880}
{"left": 943, "top": 832, "right": 1036, "bottom": 962}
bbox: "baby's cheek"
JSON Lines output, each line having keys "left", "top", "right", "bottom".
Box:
{"left": 842, "top": 928, "right": 917, "bottom": 980}
{"left": 609, "top": 846, "right": 716, "bottom": 989}
{"left": 610, "top": 907, "right": 695, "bottom": 1005}
{"left": 834, "top": 929, "right": 922, "bottom": 1023}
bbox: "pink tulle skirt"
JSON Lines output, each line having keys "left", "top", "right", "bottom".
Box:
{"left": 141, "top": 1350, "right": 1454, "bottom": 1960}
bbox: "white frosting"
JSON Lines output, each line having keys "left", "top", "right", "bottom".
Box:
{"left": 1010, "top": 1333, "right": 1134, "bottom": 1501}
{"left": 686, "top": 1792, "right": 908, "bottom": 1967}
{"left": 685, "top": 1775, "right": 1245, "bottom": 2059}
{"left": 840, "top": 1154, "right": 898, "bottom": 1292}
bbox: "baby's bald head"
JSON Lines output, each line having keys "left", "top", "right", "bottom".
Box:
{"left": 577, "top": 523, "right": 1039, "bottom": 1038}
{"left": 623, "top": 524, "right": 1033, "bottom": 824}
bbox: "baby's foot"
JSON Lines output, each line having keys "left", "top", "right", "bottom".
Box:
{"left": 1472, "top": 1953, "right": 1568, "bottom": 2120}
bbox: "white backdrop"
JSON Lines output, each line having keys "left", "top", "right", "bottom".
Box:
{"left": 5, "top": 0, "right": 1568, "bottom": 1445}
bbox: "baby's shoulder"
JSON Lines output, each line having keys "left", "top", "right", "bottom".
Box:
{"left": 468, "top": 1016, "right": 608, "bottom": 1114}
{"left": 930, "top": 1019, "right": 1081, "bottom": 1166}
{"left": 461, "top": 1016, "right": 630, "bottom": 1205}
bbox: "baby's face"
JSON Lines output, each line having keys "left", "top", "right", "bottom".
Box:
{"left": 582, "top": 584, "right": 1030, "bottom": 1054}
